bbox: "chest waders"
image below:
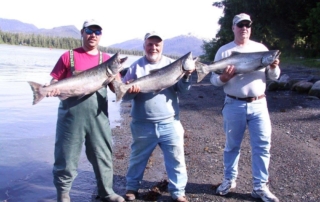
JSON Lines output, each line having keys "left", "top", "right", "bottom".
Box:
{"left": 53, "top": 50, "right": 116, "bottom": 198}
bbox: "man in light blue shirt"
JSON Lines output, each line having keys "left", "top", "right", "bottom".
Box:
{"left": 122, "top": 31, "right": 193, "bottom": 202}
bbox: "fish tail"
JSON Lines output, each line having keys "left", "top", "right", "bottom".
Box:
{"left": 112, "top": 80, "right": 126, "bottom": 102}
{"left": 195, "top": 61, "right": 209, "bottom": 83}
{"left": 27, "top": 81, "right": 45, "bottom": 105}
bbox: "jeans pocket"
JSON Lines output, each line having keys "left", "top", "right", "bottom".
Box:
{"left": 222, "top": 97, "right": 234, "bottom": 114}
{"left": 221, "top": 103, "right": 226, "bottom": 114}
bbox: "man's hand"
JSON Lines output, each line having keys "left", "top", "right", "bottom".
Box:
{"left": 182, "top": 69, "right": 195, "bottom": 80}
{"left": 126, "top": 80, "right": 140, "bottom": 93}
{"left": 270, "top": 59, "right": 280, "bottom": 69}
{"left": 185, "top": 69, "right": 194, "bottom": 76}
{"left": 46, "top": 88, "right": 60, "bottom": 97}
{"left": 45, "top": 78, "right": 60, "bottom": 97}
{"left": 219, "top": 65, "right": 235, "bottom": 83}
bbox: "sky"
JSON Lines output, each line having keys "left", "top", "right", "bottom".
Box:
{"left": 0, "top": 0, "right": 224, "bottom": 46}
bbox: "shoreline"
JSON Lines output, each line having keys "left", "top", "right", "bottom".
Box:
{"left": 92, "top": 64, "right": 320, "bottom": 201}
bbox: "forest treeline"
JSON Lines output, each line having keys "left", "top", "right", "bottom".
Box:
{"left": 0, "top": 30, "right": 180, "bottom": 59}
{"left": 0, "top": 29, "right": 143, "bottom": 56}
{"left": 201, "top": 0, "right": 320, "bottom": 62}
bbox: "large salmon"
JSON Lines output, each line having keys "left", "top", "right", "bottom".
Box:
{"left": 196, "top": 50, "right": 281, "bottom": 82}
{"left": 113, "top": 52, "right": 197, "bottom": 101}
{"left": 28, "top": 52, "right": 127, "bottom": 105}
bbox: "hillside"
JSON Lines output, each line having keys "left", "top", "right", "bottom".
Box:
{"left": 0, "top": 18, "right": 80, "bottom": 39}
{"left": 0, "top": 18, "right": 205, "bottom": 56}
{"left": 109, "top": 34, "right": 205, "bottom": 57}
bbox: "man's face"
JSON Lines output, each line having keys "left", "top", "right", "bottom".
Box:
{"left": 144, "top": 37, "right": 163, "bottom": 63}
{"left": 233, "top": 20, "right": 251, "bottom": 40}
{"left": 82, "top": 25, "right": 102, "bottom": 48}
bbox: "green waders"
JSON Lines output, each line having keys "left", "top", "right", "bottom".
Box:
{"left": 53, "top": 50, "right": 115, "bottom": 198}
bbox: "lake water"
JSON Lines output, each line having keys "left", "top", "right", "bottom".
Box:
{"left": 0, "top": 44, "right": 139, "bottom": 202}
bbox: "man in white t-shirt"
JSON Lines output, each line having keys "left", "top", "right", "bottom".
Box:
{"left": 211, "top": 13, "right": 280, "bottom": 202}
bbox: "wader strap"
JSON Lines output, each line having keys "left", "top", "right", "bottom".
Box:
{"left": 69, "top": 49, "right": 103, "bottom": 76}
{"left": 99, "top": 51, "right": 102, "bottom": 64}
{"left": 69, "top": 50, "right": 103, "bottom": 72}
{"left": 69, "top": 49, "right": 75, "bottom": 75}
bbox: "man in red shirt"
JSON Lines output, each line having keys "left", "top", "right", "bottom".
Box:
{"left": 48, "top": 19, "right": 124, "bottom": 202}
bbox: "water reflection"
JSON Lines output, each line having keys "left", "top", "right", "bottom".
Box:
{"left": 0, "top": 44, "right": 139, "bottom": 201}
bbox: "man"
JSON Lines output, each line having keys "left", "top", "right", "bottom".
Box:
{"left": 121, "top": 32, "right": 193, "bottom": 202}
{"left": 211, "top": 13, "right": 280, "bottom": 202}
{"left": 47, "top": 19, "right": 124, "bottom": 202}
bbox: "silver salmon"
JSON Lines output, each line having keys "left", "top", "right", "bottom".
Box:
{"left": 113, "top": 52, "right": 198, "bottom": 101}
{"left": 196, "top": 50, "right": 281, "bottom": 82}
{"left": 28, "top": 52, "right": 128, "bottom": 105}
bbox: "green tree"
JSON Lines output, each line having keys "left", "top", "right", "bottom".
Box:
{"left": 304, "top": 2, "right": 320, "bottom": 56}
{"left": 201, "top": 0, "right": 320, "bottom": 61}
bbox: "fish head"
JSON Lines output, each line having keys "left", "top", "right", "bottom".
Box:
{"left": 261, "top": 50, "right": 281, "bottom": 66}
{"left": 107, "top": 52, "right": 128, "bottom": 75}
{"left": 182, "top": 52, "right": 197, "bottom": 71}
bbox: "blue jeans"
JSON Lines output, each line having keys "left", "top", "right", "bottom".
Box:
{"left": 222, "top": 96, "right": 272, "bottom": 189}
{"left": 126, "top": 118, "right": 187, "bottom": 199}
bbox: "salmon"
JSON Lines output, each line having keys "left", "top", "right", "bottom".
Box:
{"left": 27, "top": 52, "right": 127, "bottom": 105}
{"left": 113, "top": 52, "right": 198, "bottom": 101}
{"left": 195, "top": 50, "right": 281, "bottom": 82}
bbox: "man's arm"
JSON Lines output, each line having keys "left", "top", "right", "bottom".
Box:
{"left": 45, "top": 78, "right": 60, "bottom": 97}
{"left": 266, "top": 59, "right": 281, "bottom": 80}
{"left": 210, "top": 65, "right": 235, "bottom": 86}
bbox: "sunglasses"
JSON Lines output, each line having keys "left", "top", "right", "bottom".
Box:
{"left": 236, "top": 22, "right": 252, "bottom": 28}
{"left": 84, "top": 28, "right": 102, "bottom": 36}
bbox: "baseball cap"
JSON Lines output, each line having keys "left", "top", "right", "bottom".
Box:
{"left": 144, "top": 31, "right": 162, "bottom": 41}
{"left": 233, "top": 13, "right": 252, "bottom": 25}
{"left": 83, "top": 19, "right": 102, "bottom": 30}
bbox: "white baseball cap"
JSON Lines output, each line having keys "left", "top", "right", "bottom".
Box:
{"left": 144, "top": 31, "right": 162, "bottom": 41}
{"left": 83, "top": 19, "right": 102, "bottom": 29}
{"left": 233, "top": 13, "right": 252, "bottom": 25}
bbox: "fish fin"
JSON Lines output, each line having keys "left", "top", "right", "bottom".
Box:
{"left": 102, "top": 79, "right": 110, "bottom": 87}
{"left": 73, "top": 70, "right": 83, "bottom": 76}
{"left": 153, "top": 89, "right": 164, "bottom": 94}
{"left": 77, "top": 94, "right": 87, "bottom": 100}
{"left": 112, "top": 80, "right": 127, "bottom": 102}
{"left": 120, "top": 57, "right": 128, "bottom": 64}
{"left": 195, "top": 61, "right": 209, "bottom": 83}
{"left": 27, "top": 81, "right": 46, "bottom": 105}
{"left": 58, "top": 95, "right": 69, "bottom": 100}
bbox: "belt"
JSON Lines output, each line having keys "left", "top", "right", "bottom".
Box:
{"left": 227, "top": 94, "right": 265, "bottom": 102}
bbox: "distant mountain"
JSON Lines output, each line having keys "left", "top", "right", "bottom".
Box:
{"left": 163, "top": 35, "right": 204, "bottom": 57}
{"left": 37, "top": 26, "right": 80, "bottom": 38}
{"left": 0, "top": 18, "right": 80, "bottom": 39}
{"left": 0, "top": 18, "right": 205, "bottom": 56}
{"left": 109, "top": 34, "right": 205, "bottom": 57}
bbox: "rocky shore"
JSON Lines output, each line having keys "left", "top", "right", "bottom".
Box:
{"left": 92, "top": 63, "right": 320, "bottom": 202}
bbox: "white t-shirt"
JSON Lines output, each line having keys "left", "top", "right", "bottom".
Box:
{"left": 210, "top": 40, "right": 280, "bottom": 97}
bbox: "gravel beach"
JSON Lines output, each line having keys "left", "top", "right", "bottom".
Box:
{"left": 91, "top": 64, "right": 320, "bottom": 202}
